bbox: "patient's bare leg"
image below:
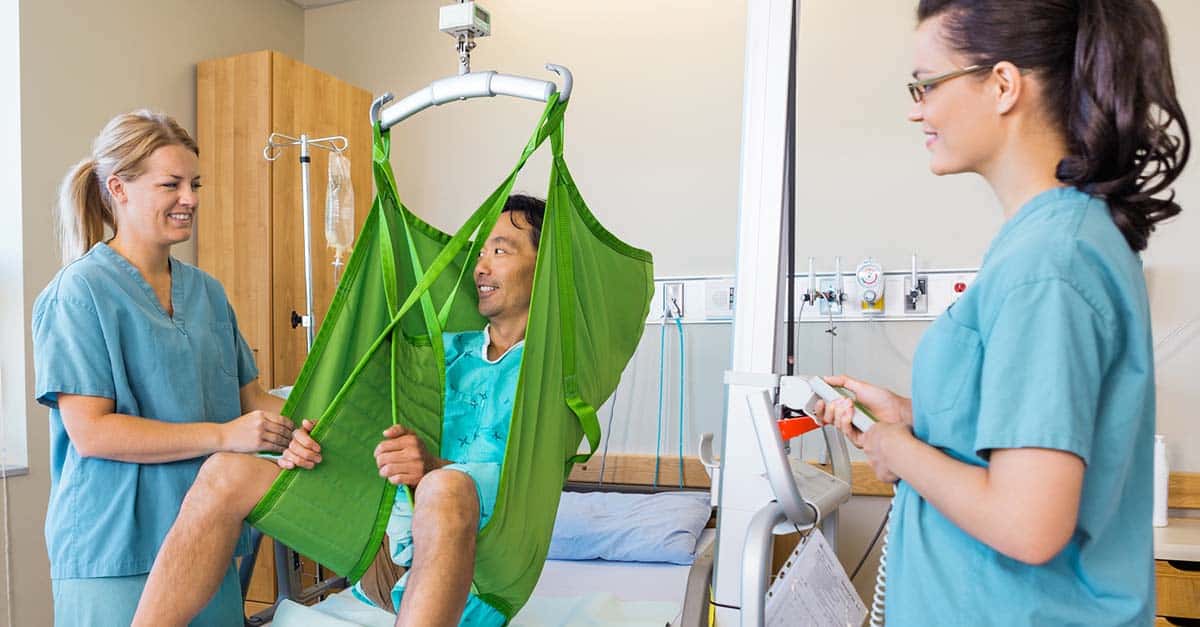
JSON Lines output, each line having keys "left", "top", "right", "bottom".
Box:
{"left": 132, "top": 453, "right": 280, "bottom": 627}
{"left": 396, "top": 469, "right": 480, "bottom": 627}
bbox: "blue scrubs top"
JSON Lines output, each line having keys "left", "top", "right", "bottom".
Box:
{"left": 33, "top": 242, "right": 258, "bottom": 579}
{"left": 890, "top": 188, "right": 1155, "bottom": 625}
{"left": 352, "top": 328, "right": 520, "bottom": 626}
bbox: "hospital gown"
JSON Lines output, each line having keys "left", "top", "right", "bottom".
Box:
{"left": 353, "top": 327, "right": 522, "bottom": 626}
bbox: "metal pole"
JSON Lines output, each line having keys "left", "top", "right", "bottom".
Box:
{"left": 299, "top": 134, "right": 316, "bottom": 351}
{"left": 713, "top": 0, "right": 797, "bottom": 622}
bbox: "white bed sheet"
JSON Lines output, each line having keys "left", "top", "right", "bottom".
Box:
{"left": 269, "top": 529, "right": 714, "bottom": 627}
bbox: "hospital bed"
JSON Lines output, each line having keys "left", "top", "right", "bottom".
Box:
{"left": 263, "top": 485, "right": 715, "bottom": 627}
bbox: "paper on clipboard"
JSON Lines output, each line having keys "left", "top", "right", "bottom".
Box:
{"left": 765, "top": 528, "right": 867, "bottom": 627}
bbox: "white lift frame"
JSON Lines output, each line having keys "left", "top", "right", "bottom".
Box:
{"left": 709, "top": 0, "right": 854, "bottom": 624}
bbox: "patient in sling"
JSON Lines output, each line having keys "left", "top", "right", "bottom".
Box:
{"left": 132, "top": 195, "right": 545, "bottom": 627}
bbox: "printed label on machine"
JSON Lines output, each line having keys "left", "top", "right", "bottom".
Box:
{"left": 765, "top": 528, "right": 867, "bottom": 627}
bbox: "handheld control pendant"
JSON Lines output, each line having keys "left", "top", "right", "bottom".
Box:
{"left": 805, "top": 376, "right": 878, "bottom": 433}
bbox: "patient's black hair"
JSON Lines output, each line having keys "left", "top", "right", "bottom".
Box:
{"left": 502, "top": 194, "right": 545, "bottom": 249}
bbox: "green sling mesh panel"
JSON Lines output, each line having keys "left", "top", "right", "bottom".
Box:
{"left": 247, "top": 96, "right": 653, "bottom": 620}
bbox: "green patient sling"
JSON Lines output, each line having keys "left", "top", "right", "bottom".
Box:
{"left": 246, "top": 95, "right": 653, "bottom": 620}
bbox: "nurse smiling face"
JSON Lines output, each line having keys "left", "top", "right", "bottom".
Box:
{"left": 906, "top": 13, "right": 1007, "bottom": 178}
{"left": 105, "top": 144, "right": 202, "bottom": 253}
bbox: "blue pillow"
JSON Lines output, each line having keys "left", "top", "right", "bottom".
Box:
{"left": 547, "top": 491, "right": 712, "bottom": 564}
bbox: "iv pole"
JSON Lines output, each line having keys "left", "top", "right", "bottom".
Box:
{"left": 252, "top": 134, "right": 351, "bottom": 622}
{"left": 263, "top": 133, "right": 349, "bottom": 351}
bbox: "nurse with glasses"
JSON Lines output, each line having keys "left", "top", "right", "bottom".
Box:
{"left": 815, "top": 1, "right": 1189, "bottom": 625}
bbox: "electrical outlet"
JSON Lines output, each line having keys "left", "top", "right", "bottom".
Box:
{"left": 817, "top": 277, "right": 843, "bottom": 316}
{"left": 903, "top": 275, "right": 929, "bottom": 313}
{"left": 663, "top": 282, "right": 685, "bottom": 318}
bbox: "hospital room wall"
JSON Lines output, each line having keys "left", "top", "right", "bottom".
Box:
{"left": 6, "top": 1, "right": 305, "bottom": 623}
{"left": 302, "top": 0, "right": 746, "bottom": 276}
{"left": 305, "top": 0, "right": 1200, "bottom": 472}
{"left": 788, "top": 0, "right": 1200, "bottom": 476}
{"left": 296, "top": 3, "right": 899, "bottom": 607}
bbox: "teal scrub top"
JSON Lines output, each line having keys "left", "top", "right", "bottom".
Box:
{"left": 351, "top": 328, "right": 520, "bottom": 626}
{"left": 33, "top": 242, "right": 258, "bottom": 579}
{"left": 890, "top": 187, "right": 1155, "bottom": 625}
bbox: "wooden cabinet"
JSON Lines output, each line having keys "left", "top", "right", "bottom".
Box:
{"left": 1154, "top": 477, "right": 1200, "bottom": 624}
{"left": 1155, "top": 516, "right": 1200, "bottom": 623}
{"left": 196, "top": 49, "right": 373, "bottom": 610}
{"left": 196, "top": 49, "right": 373, "bottom": 390}
{"left": 1156, "top": 558, "right": 1200, "bottom": 620}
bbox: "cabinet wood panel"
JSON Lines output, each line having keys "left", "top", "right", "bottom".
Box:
{"left": 197, "top": 49, "right": 372, "bottom": 611}
{"left": 197, "top": 50, "right": 275, "bottom": 386}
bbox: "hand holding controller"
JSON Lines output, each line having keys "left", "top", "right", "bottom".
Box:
{"left": 805, "top": 376, "right": 878, "bottom": 433}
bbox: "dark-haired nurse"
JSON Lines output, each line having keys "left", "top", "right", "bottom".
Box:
{"left": 814, "top": 1, "right": 1190, "bottom": 626}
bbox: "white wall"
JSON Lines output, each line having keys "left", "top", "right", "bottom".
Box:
{"left": 7, "top": 1, "right": 305, "bottom": 623}
{"left": 304, "top": 0, "right": 746, "bottom": 277}
{"left": 6, "top": 0, "right": 1197, "bottom": 621}
{"left": 1147, "top": 1, "right": 1200, "bottom": 473}
{"left": 305, "top": 0, "right": 1200, "bottom": 471}
{"left": 786, "top": 0, "right": 1200, "bottom": 469}
{"left": 304, "top": 1, "right": 1200, "bottom": 605}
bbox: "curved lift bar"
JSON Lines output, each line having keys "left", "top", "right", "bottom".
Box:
{"left": 370, "top": 64, "right": 572, "bottom": 130}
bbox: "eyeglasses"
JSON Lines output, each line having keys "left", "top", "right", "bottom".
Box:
{"left": 907, "top": 64, "right": 993, "bottom": 103}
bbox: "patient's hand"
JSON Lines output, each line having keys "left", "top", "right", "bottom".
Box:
{"left": 277, "top": 419, "right": 321, "bottom": 470}
{"left": 375, "top": 425, "right": 447, "bottom": 487}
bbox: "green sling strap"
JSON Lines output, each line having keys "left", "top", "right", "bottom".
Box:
{"left": 247, "top": 95, "right": 654, "bottom": 620}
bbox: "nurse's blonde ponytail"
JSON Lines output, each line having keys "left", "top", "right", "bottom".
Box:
{"left": 57, "top": 110, "right": 198, "bottom": 265}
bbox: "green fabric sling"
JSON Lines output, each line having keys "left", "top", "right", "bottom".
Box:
{"left": 246, "top": 95, "right": 653, "bottom": 620}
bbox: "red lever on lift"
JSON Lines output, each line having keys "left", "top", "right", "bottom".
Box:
{"left": 778, "top": 414, "right": 821, "bottom": 440}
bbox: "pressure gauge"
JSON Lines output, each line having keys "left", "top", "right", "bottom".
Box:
{"left": 856, "top": 258, "right": 885, "bottom": 313}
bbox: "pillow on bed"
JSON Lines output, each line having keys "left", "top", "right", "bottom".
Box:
{"left": 547, "top": 491, "right": 712, "bottom": 565}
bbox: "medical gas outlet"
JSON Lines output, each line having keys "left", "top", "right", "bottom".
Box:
{"left": 855, "top": 258, "right": 885, "bottom": 315}
{"left": 905, "top": 254, "right": 929, "bottom": 314}
{"left": 817, "top": 257, "right": 845, "bottom": 316}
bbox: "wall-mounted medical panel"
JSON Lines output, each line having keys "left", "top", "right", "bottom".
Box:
{"left": 647, "top": 268, "right": 978, "bottom": 324}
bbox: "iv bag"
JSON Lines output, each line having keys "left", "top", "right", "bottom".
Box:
{"left": 325, "top": 151, "right": 355, "bottom": 259}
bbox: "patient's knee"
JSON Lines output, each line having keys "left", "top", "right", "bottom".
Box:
{"left": 412, "top": 469, "right": 479, "bottom": 531}
{"left": 190, "top": 452, "right": 275, "bottom": 516}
